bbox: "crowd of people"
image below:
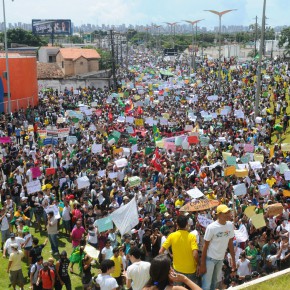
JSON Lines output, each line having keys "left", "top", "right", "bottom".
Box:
{"left": 0, "top": 47, "right": 290, "bottom": 290}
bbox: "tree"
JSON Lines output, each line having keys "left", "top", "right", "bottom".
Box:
{"left": 7, "top": 28, "right": 47, "bottom": 47}
{"left": 278, "top": 27, "right": 290, "bottom": 55}
{"left": 70, "top": 35, "right": 84, "bottom": 44}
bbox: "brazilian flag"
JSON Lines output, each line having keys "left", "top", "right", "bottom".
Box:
{"left": 153, "top": 125, "right": 162, "bottom": 142}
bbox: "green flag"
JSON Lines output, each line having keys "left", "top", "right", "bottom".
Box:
{"left": 109, "top": 130, "right": 121, "bottom": 142}
{"left": 145, "top": 147, "right": 154, "bottom": 155}
{"left": 129, "top": 137, "right": 138, "bottom": 144}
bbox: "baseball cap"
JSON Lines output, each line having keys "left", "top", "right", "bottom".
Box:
{"left": 10, "top": 233, "right": 16, "bottom": 238}
{"left": 22, "top": 225, "right": 30, "bottom": 233}
{"left": 216, "top": 204, "right": 231, "bottom": 214}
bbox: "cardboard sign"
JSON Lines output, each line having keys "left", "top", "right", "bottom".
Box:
{"left": 26, "top": 180, "right": 42, "bottom": 194}
{"left": 186, "top": 188, "right": 204, "bottom": 199}
{"left": 224, "top": 166, "right": 236, "bottom": 176}
{"left": 283, "top": 190, "right": 290, "bottom": 197}
{"left": 235, "top": 169, "right": 248, "bottom": 178}
{"left": 244, "top": 206, "right": 256, "bottom": 218}
{"left": 244, "top": 144, "right": 254, "bottom": 153}
{"left": 267, "top": 203, "right": 283, "bottom": 216}
{"left": 46, "top": 168, "right": 56, "bottom": 175}
{"left": 180, "top": 199, "right": 219, "bottom": 212}
{"left": 233, "top": 183, "right": 247, "bottom": 196}
{"left": 251, "top": 213, "right": 266, "bottom": 229}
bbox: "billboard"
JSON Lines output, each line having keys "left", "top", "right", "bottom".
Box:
{"left": 32, "top": 19, "right": 72, "bottom": 35}
{"left": 164, "top": 48, "right": 178, "bottom": 56}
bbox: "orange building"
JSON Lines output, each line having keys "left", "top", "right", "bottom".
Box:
{"left": 0, "top": 54, "right": 38, "bottom": 112}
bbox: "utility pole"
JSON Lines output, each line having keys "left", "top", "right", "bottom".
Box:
{"left": 109, "top": 30, "right": 117, "bottom": 92}
{"left": 254, "top": 16, "right": 258, "bottom": 57}
{"left": 254, "top": 0, "right": 266, "bottom": 118}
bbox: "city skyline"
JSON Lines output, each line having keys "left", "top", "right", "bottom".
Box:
{"left": 2, "top": 0, "right": 290, "bottom": 29}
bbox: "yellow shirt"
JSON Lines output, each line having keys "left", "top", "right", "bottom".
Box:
{"left": 162, "top": 230, "right": 198, "bottom": 274}
{"left": 9, "top": 250, "right": 24, "bottom": 271}
{"left": 266, "top": 177, "right": 276, "bottom": 188}
{"left": 174, "top": 199, "right": 184, "bottom": 208}
{"left": 110, "top": 255, "right": 122, "bottom": 278}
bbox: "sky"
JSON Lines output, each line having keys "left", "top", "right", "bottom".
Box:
{"left": 3, "top": 0, "right": 290, "bottom": 29}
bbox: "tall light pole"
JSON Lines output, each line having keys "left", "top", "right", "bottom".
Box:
{"left": 2, "top": 0, "right": 12, "bottom": 113}
{"left": 153, "top": 24, "right": 161, "bottom": 50}
{"left": 164, "top": 22, "right": 178, "bottom": 48}
{"left": 205, "top": 9, "right": 237, "bottom": 93}
{"left": 183, "top": 19, "right": 204, "bottom": 72}
{"left": 255, "top": 0, "right": 267, "bottom": 118}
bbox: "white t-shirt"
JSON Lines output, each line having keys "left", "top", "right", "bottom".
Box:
{"left": 204, "top": 220, "right": 235, "bottom": 260}
{"left": 0, "top": 215, "right": 10, "bottom": 231}
{"left": 4, "top": 237, "right": 25, "bottom": 255}
{"left": 190, "top": 230, "right": 200, "bottom": 245}
{"left": 101, "top": 246, "right": 113, "bottom": 259}
{"left": 62, "top": 205, "right": 71, "bottom": 221}
{"left": 96, "top": 274, "right": 118, "bottom": 290}
{"left": 126, "top": 261, "right": 150, "bottom": 290}
{"left": 237, "top": 258, "right": 251, "bottom": 276}
{"left": 24, "top": 233, "right": 33, "bottom": 248}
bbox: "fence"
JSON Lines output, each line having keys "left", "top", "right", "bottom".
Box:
{"left": 0, "top": 96, "right": 35, "bottom": 113}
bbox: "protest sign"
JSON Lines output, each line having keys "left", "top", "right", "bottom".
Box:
{"left": 244, "top": 206, "right": 256, "bottom": 218}
{"left": 233, "top": 183, "right": 247, "bottom": 196}
{"left": 254, "top": 154, "right": 264, "bottom": 163}
{"left": 244, "top": 144, "right": 254, "bottom": 153}
{"left": 266, "top": 203, "right": 283, "bottom": 216}
{"left": 234, "top": 226, "right": 249, "bottom": 243}
{"left": 197, "top": 215, "right": 213, "bottom": 228}
{"left": 67, "top": 136, "right": 77, "bottom": 145}
{"left": 284, "top": 171, "right": 290, "bottom": 180}
{"left": 249, "top": 161, "right": 262, "bottom": 170}
{"left": 258, "top": 184, "right": 270, "bottom": 196}
{"left": 98, "top": 170, "right": 106, "bottom": 178}
{"left": 31, "top": 167, "right": 42, "bottom": 179}
{"left": 108, "top": 172, "right": 118, "bottom": 179}
{"left": 84, "top": 244, "right": 100, "bottom": 260}
{"left": 77, "top": 176, "right": 90, "bottom": 189}
{"left": 180, "top": 199, "right": 219, "bottom": 212}
{"left": 128, "top": 176, "right": 141, "bottom": 187}
{"left": 94, "top": 216, "right": 114, "bottom": 233}
{"left": 26, "top": 180, "right": 41, "bottom": 194}
{"left": 46, "top": 168, "right": 56, "bottom": 175}
{"left": 186, "top": 188, "right": 204, "bottom": 199}
{"left": 283, "top": 190, "right": 290, "bottom": 197}
{"left": 110, "top": 197, "right": 139, "bottom": 236}
{"left": 115, "top": 158, "right": 128, "bottom": 168}
{"left": 280, "top": 163, "right": 289, "bottom": 174}
{"left": 251, "top": 213, "right": 266, "bottom": 229}
{"left": 222, "top": 152, "right": 232, "bottom": 160}
{"left": 226, "top": 156, "right": 237, "bottom": 166}
{"left": 224, "top": 166, "right": 236, "bottom": 176}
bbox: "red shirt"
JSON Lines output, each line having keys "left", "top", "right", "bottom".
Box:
{"left": 40, "top": 269, "right": 55, "bottom": 289}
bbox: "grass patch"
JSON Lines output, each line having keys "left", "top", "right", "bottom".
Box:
{"left": 246, "top": 273, "right": 290, "bottom": 290}
{"left": 0, "top": 225, "right": 98, "bottom": 289}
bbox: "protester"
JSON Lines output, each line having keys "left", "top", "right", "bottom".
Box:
{"left": 160, "top": 215, "right": 199, "bottom": 284}
{"left": 94, "top": 259, "right": 119, "bottom": 290}
{"left": 7, "top": 243, "right": 25, "bottom": 290}
{"left": 126, "top": 247, "right": 150, "bottom": 290}
{"left": 200, "top": 205, "right": 236, "bottom": 290}
{"left": 144, "top": 254, "right": 201, "bottom": 290}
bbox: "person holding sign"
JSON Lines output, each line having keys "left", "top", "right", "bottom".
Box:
{"left": 200, "top": 205, "right": 235, "bottom": 290}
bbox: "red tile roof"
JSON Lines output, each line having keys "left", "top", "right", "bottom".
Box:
{"left": 58, "top": 48, "right": 100, "bottom": 60}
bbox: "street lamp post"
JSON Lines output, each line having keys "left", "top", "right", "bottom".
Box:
{"left": 255, "top": 0, "right": 267, "bottom": 118}
{"left": 205, "top": 9, "right": 237, "bottom": 93}
{"left": 183, "top": 19, "right": 204, "bottom": 72}
{"left": 164, "top": 22, "right": 178, "bottom": 48}
{"left": 2, "top": 0, "right": 12, "bottom": 113}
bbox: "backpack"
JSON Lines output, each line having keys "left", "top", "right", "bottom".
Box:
{"left": 28, "top": 263, "right": 38, "bottom": 279}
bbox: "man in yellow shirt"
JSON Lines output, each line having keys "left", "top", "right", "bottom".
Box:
{"left": 159, "top": 215, "right": 199, "bottom": 284}
{"left": 175, "top": 195, "right": 185, "bottom": 208}
{"left": 266, "top": 175, "right": 276, "bottom": 188}
{"left": 110, "top": 247, "right": 123, "bottom": 289}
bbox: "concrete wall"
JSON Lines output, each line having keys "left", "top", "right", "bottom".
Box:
{"left": 38, "top": 47, "right": 60, "bottom": 63}
{"left": 38, "top": 78, "right": 111, "bottom": 92}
